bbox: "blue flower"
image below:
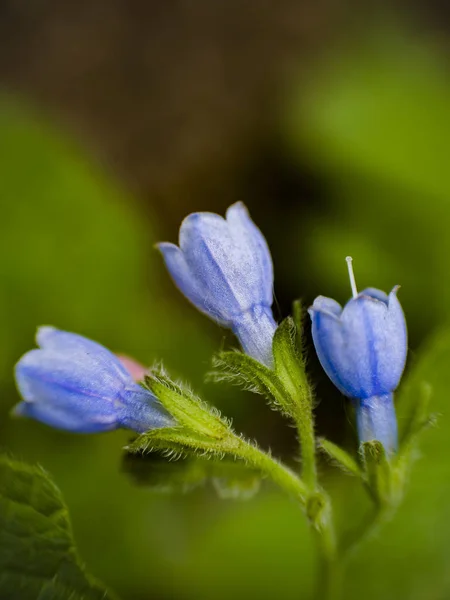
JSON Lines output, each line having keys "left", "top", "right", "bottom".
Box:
{"left": 13, "top": 327, "right": 173, "bottom": 433}
{"left": 308, "top": 258, "right": 407, "bottom": 453}
{"left": 158, "top": 202, "right": 277, "bottom": 366}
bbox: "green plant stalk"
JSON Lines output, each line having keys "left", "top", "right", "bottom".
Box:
{"left": 315, "top": 547, "right": 342, "bottom": 600}
{"left": 309, "top": 491, "right": 341, "bottom": 600}
{"left": 231, "top": 436, "right": 308, "bottom": 502}
{"left": 230, "top": 435, "right": 340, "bottom": 599}
{"left": 294, "top": 390, "right": 317, "bottom": 490}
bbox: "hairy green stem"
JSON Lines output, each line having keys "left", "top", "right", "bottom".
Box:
{"left": 310, "top": 492, "right": 341, "bottom": 600}
{"left": 232, "top": 437, "right": 308, "bottom": 502}
{"left": 315, "top": 551, "right": 343, "bottom": 600}
{"left": 230, "top": 435, "right": 341, "bottom": 599}
{"left": 294, "top": 392, "right": 317, "bottom": 490}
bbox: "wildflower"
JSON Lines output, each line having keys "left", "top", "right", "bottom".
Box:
{"left": 308, "top": 258, "right": 407, "bottom": 453}
{"left": 158, "top": 202, "right": 276, "bottom": 366}
{"left": 13, "top": 327, "right": 172, "bottom": 433}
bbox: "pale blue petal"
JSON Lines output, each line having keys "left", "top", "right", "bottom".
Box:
{"left": 16, "top": 348, "right": 126, "bottom": 401}
{"left": 309, "top": 305, "right": 361, "bottom": 397}
{"left": 178, "top": 212, "right": 248, "bottom": 320}
{"left": 226, "top": 202, "right": 274, "bottom": 307}
{"left": 157, "top": 242, "right": 213, "bottom": 319}
{"left": 339, "top": 295, "right": 389, "bottom": 398}
{"left": 179, "top": 210, "right": 272, "bottom": 321}
{"left": 359, "top": 288, "right": 389, "bottom": 304}
{"left": 36, "top": 327, "right": 132, "bottom": 383}
{"left": 372, "top": 287, "right": 407, "bottom": 393}
{"left": 14, "top": 350, "right": 120, "bottom": 432}
{"left": 12, "top": 399, "right": 117, "bottom": 433}
{"left": 310, "top": 296, "right": 342, "bottom": 317}
{"left": 342, "top": 290, "right": 406, "bottom": 397}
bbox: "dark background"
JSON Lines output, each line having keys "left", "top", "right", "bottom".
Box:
{"left": 0, "top": 2, "right": 449, "bottom": 599}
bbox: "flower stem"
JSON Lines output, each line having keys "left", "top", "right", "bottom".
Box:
{"left": 232, "top": 436, "right": 308, "bottom": 502}
{"left": 231, "top": 435, "right": 341, "bottom": 599}
{"left": 315, "top": 550, "right": 343, "bottom": 600}
{"left": 294, "top": 391, "right": 317, "bottom": 490}
{"left": 308, "top": 491, "right": 341, "bottom": 600}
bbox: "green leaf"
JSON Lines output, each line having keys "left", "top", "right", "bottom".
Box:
{"left": 0, "top": 455, "right": 119, "bottom": 600}
{"left": 123, "top": 453, "right": 261, "bottom": 500}
{"left": 318, "top": 437, "right": 362, "bottom": 477}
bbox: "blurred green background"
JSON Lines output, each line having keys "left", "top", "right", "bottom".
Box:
{"left": 0, "top": 3, "right": 449, "bottom": 599}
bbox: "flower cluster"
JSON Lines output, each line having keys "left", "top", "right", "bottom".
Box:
{"left": 12, "top": 206, "right": 407, "bottom": 455}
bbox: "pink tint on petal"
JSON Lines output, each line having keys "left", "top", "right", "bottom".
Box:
{"left": 116, "top": 354, "right": 148, "bottom": 382}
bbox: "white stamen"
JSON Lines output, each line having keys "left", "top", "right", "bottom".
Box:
{"left": 346, "top": 256, "right": 358, "bottom": 298}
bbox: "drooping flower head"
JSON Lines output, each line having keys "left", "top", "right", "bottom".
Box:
{"left": 158, "top": 202, "right": 277, "bottom": 366}
{"left": 308, "top": 258, "right": 407, "bottom": 453}
{"left": 13, "top": 327, "right": 172, "bottom": 433}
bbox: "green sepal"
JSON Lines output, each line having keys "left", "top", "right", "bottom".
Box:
{"left": 0, "top": 455, "right": 119, "bottom": 600}
{"left": 318, "top": 437, "right": 363, "bottom": 477}
{"left": 273, "top": 317, "right": 309, "bottom": 401}
{"left": 144, "top": 366, "right": 232, "bottom": 440}
{"left": 209, "top": 350, "right": 292, "bottom": 416}
{"left": 361, "top": 441, "right": 392, "bottom": 506}
{"left": 209, "top": 315, "right": 313, "bottom": 421}
{"left": 123, "top": 453, "right": 261, "bottom": 499}
{"left": 126, "top": 426, "right": 240, "bottom": 459}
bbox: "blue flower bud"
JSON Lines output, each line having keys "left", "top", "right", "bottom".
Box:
{"left": 158, "top": 202, "right": 277, "bottom": 366}
{"left": 13, "top": 327, "right": 173, "bottom": 433}
{"left": 308, "top": 258, "right": 407, "bottom": 453}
